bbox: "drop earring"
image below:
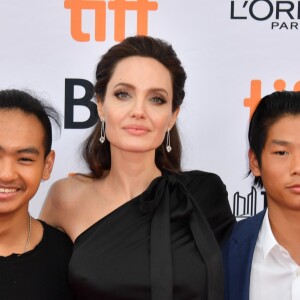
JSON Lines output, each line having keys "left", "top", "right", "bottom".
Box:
{"left": 99, "top": 118, "right": 106, "bottom": 143}
{"left": 166, "top": 129, "right": 172, "bottom": 152}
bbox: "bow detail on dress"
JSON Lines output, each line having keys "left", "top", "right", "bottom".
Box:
{"left": 139, "top": 173, "right": 224, "bottom": 300}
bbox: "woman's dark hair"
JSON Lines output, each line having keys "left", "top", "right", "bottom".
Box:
{"left": 83, "top": 35, "right": 187, "bottom": 178}
{"left": 248, "top": 90, "right": 300, "bottom": 188}
{"left": 0, "top": 89, "right": 61, "bottom": 156}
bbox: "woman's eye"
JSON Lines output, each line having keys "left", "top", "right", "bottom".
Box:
{"left": 150, "top": 97, "right": 166, "bottom": 104}
{"left": 114, "top": 91, "right": 131, "bottom": 100}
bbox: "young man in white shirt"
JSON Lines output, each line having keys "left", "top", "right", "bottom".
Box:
{"left": 222, "top": 90, "right": 300, "bottom": 300}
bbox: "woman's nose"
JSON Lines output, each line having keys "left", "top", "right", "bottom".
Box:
{"left": 130, "top": 99, "right": 146, "bottom": 119}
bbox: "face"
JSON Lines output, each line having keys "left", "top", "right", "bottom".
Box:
{"left": 97, "top": 56, "right": 179, "bottom": 154}
{"left": 249, "top": 115, "right": 300, "bottom": 212}
{"left": 0, "top": 109, "right": 54, "bottom": 215}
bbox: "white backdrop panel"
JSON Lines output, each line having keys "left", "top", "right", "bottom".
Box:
{"left": 0, "top": 0, "right": 299, "bottom": 218}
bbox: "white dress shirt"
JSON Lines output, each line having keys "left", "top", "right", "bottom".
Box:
{"left": 249, "top": 210, "right": 300, "bottom": 300}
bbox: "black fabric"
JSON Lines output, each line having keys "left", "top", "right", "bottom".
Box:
{"left": 0, "top": 220, "right": 74, "bottom": 300}
{"left": 69, "top": 170, "right": 236, "bottom": 300}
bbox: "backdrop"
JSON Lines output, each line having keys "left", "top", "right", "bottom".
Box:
{"left": 1, "top": 0, "right": 299, "bottom": 218}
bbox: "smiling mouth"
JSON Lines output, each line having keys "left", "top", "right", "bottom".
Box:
{"left": 0, "top": 188, "right": 18, "bottom": 193}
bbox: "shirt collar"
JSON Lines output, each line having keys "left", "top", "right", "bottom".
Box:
{"left": 259, "top": 209, "right": 279, "bottom": 258}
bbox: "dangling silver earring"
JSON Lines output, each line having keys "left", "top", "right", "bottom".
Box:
{"left": 99, "top": 118, "right": 106, "bottom": 143}
{"left": 166, "top": 129, "right": 172, "bottom": 152}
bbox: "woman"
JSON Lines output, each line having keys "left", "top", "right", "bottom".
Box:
{"left": 40, "top": 35, "right": 235, "bottom": 300}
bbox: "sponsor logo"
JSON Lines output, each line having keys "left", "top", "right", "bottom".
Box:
{"left": 64, "top": 0, "right": 158, "bottom": 41}
{"left": 230, "top": 0, "right": 300, "bottom": 30}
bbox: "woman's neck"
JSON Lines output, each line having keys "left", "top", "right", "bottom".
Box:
{"left": 106, "top": 149, "right": 161, "bottom": 200}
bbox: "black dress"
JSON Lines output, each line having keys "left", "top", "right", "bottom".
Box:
{"left": 69, "top": 171, "right": 235, "bottom": 300}
{"left": 0, "top": 221, "right": 73, "bottom": 300}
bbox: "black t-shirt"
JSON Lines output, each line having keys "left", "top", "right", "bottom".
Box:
{"left": 0, "top": 220, "right": 74, "bottom": 300}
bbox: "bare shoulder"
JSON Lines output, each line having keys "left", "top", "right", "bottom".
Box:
{"left": 39, "top": 174, "right": 96, "bottom": 231}
{"left": 49, "top": 174, "right": 94, "bottom": 204}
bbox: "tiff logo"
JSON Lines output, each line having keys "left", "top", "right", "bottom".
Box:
{"left": 64, "top": 0, "right": 158, "bottom": 42}
{"left": 244, "top": 79, "right": 300, "bottom": 119}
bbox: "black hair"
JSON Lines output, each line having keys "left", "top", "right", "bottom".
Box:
{"left": 248, "top": 90, "right": 300, "bottom": 187}
{"left": 0, "top": 89, "right": 61, "bottom": 156}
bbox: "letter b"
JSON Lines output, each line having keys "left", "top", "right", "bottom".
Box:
{"left": 65, "top": 78, "right": 98, "bottom": 128}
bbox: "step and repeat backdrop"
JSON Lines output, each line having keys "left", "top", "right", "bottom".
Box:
{"left": 1, "top": 0, "right": 299, "bottom": 218}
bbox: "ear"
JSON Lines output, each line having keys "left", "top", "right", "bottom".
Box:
{"left": 168, "top": 107, "right": 180, "bottom": 130}
{"left": 42, "top": 150, "right": 55, "bottom": 180}
{"left": 97, "top": 98, "right": 104, "bottom": 120}
{"left": 248, "top": 149, "right": 261, "bottom": 177}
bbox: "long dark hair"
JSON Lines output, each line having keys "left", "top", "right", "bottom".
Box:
{"left": 83, "top": 35, "right": 187, "bottom": 178}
